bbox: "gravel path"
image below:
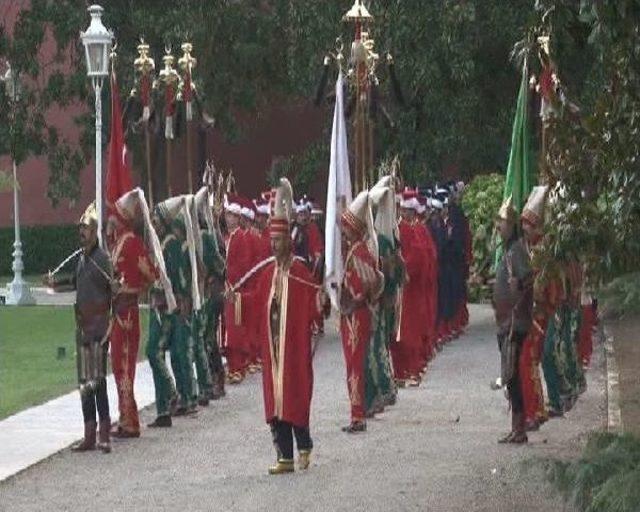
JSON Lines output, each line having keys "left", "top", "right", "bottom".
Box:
{"left": 0, "top": 305, "right": 604, "bottom": 511}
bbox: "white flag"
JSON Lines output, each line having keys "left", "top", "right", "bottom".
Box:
{"left": 324, "top": 72, "right": 352, "bottom": 310}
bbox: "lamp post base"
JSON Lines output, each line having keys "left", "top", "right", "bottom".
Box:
{"left": 5, "top": 240, "right": 36, "bottom": 306}
{"left": 6, "top": 277, "right": 35, "bottom": 306}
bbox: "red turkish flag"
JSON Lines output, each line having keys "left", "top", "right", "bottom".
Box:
{"left": 105, "top": 70, "right": 133, "bottom": 217}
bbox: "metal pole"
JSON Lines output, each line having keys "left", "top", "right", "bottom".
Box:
{"left": 145, "top": 121, "right": 154, "bottom": 207}
{"left": 6, "top": 92, "right": 34, "bottom": 305}
{"left": 186, "top": 119, "right": 193, "bottom": 194}
{"left": 12, "top": 159, "right": 20, "bottom": 254}
{"left": 94, "top": 78, "right": 103, "bottom": 246}
{"left": 166, "top": 138, "right": 173, "bottom": 197}
{"left": 6, "top": 158, "right": 35, "bottom": 305}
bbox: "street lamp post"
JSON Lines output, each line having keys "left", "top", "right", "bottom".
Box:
{"left": 80, "top": 4, "right": 113, "bottom": 247}
{"left": 3, "top": 63, "right": 35, "bottom": 305}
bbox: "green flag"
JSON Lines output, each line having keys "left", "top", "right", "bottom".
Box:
{"left": 504, "top": 62, "right": 534, "bottom": 213}
{"left": 495, "top": 61, "right": 535, "bottom": 266}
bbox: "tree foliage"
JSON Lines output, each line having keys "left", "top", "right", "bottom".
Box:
{"left": 2, "top": 0, "right": 536, "bottom": 204}
{"left": 461, "top": 172, "right": 505, "bottom": 300}
{"left": 522, "top": 0, "right": 640, "bottom": 281}
{"left": 0, "top": 0, "right": 89, "bottom": 206}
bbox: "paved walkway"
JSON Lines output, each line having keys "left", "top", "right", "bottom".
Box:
{"left": 0, "top": 360, "right": 156, "bottom": 482}
{"left": 1, "top": 285, "right": 75, "bottom": 306}
{"left": 0, "top": 305, "right": 605, "bottom": 511}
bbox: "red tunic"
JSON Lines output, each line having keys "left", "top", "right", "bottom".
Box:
{"left": 520, "top": 258, "right": 564, "bottom": 424}
{"left": 258, "top": 227, "right": 272, "bottom": 261}
{"left": 416, "top": 222, "right": 439, "bottom": 352}
{"left": 340, "top": 240, "right": 382, "bottom": 421}
{"left": 243, "top": 226, "right": 269, "bottom": 365}
{"left": 111, "top": 230, "right": 156, "bottom": 434}
{"left": 393, "top": 220, "right": 428, "bottom": 379}
{"left": 224, "top": 227, "right": 251, "bottom": 372}
{"left": 307, "top": 222, "right": 324, "bottom": 267}
{"left": 244, "top": 227, "right": 264, "bottom": 268}
{"left": 240, "top": 257, "right": 318, "bottom": 427}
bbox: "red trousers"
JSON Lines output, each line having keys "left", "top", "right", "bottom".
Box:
{"left": 111, "top": 305, "right": 140, "bottom": 434}
{"left": 341, "top": 309, "right": 371, "bottom": 422}
{"left": 578, "top": 305, "right": 595, "bottom": 366}
{"left": 519, "top": 330, "right": 546, "bottom": 424}
{"left": 224, "top": 302, "right": 248, "bottom": 375}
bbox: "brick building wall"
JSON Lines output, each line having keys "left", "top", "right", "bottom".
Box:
{"left": 0, "top": 1, "right": 327, "bottom": 229}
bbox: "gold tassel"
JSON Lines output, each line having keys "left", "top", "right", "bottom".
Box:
{"left": 234, "top": 292, "right": 242, "bottom": 325}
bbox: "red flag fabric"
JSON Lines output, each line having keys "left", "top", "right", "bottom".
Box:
{"left": 106, "top": 70, "right": 133, "bottom": 217}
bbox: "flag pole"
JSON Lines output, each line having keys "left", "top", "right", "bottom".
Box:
{"left": 179, "top": 42, "right": 197, "bottom": 194}
{"left": 159, "top": 46, "right": 179, "bottom": 198}
{"left": 145, "top": 122, "right": 154, "bottom": 206}
{"left": 343, "top": 1, "right": 375, "bottom": 194}
{"left": 133, "top": 39, "right": 156, "bottom": 207}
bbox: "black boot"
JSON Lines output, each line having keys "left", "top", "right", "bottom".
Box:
{"left": 148, "top": 415, "right": 172, "bottom": 428}
{"left": 342, "top": 421, "right": 367, "bottom": 433}
{"left": 211, "top": 372, "right": 226, "bottom": 399}
{"left": 97, "top": 419, "right": 111, "bottom": 453}
{"left": 72, "top": 421, "right": 97, "bottom": 452}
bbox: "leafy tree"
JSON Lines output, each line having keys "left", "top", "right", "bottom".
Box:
{"left": 2, "top": 0, "right": 538, "bottom": 203}
{"left": 521, "top": 0, "right": 640, "bottom": 281}
{"left": 0, "top": 0, "right": 89, "bottom": 206}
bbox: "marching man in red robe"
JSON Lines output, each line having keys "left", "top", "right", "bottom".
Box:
{"left": 254, "top": 193, "right": 272, "bottom": 261}
{"left": 392, "top": 190, "right": 429, "bottom": 387}
{"left": 107, "top": 188, "right": 162, "bottom": 438}
{"left": 416, "top": 195, "right": 439, "bottom": 368}
{"left": 241, "top": 197, "right": 265, "bottom": 373}
{"left": 340, "top": 191, "right": 384, "bottom": 433}
{"left": 520, "top": 186, "right": 552, "bottom": 430}
{"left": 223, "top": 195, "right": 250, "bottom": 383}
{"left": 229, "top": 178, "right": 324, "bottom": 475}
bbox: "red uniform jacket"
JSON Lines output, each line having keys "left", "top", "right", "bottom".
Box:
{"left": 112, "top": 231, "right": 156, "bottom": 315}
{"left": 258, "top": 227, "right": 272, "bottom": 262}
{"left": 240, "top": 257, "right": 318, "bottom": 427}
{"left": 397, "top": 220, "right": 429, "bottom": 348}
{"left": 225, "top": 227, "right": 250, "bottom": 350}
{"left": 416, "top": 222, "right": 438, "bottom": 343}
{"left": 307, "top": 222, "right": 324, "bottom": 263}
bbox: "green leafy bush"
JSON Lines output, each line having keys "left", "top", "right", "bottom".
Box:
{"left": 0, "top": 225, "right": 78, "bottom": 276}
{"left": 461, "top": 173, "right": 505, "bottom": 301}
{"left": 543, "top": 432, "right": 640, "bottom": 512}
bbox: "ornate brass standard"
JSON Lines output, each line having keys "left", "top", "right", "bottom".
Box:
{"left": 316, "top": 1, "right": 405, "bottom": 194}
{"left": 178, "top": 42, "right": 197, "bottom": 194}
{"left": 132, "top": 39, "right": 156, "bottom": 206}
{"left": 344, "top": 0, "right": 378, "bottom": 193}
{"left": 158, "top": 48, "right": 180, "bottom": 197}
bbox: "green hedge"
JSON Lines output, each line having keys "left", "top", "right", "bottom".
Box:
{"left": 0, "top": 225, "right": 78, "bottom": 276}
{"left": 544, "top": 432, "right": 640, "bottom": 512}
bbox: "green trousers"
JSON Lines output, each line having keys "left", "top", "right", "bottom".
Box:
{"left": 192, "top": 310, "right": 213, "bottom": 399}
{"left": 559, "top": 306, "right": 586, "bottom": 399}
{"left": 147, "top": 310, "right": 178, "bottom": 417}
{"left": 201, "top": 296, "right": 225, "bottom": 379}
{"left": 365, "top": 306, "right": 397, "bottom": 414}
{"left": 542, "top": 315, "right": 563, "bottom": 412}
{"left": 176, "top": 314, "right": 198, "bottom": 409}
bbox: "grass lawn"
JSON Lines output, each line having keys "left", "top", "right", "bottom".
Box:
{"left": 0, "top": 305, "right": 149, "bottom": 420}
